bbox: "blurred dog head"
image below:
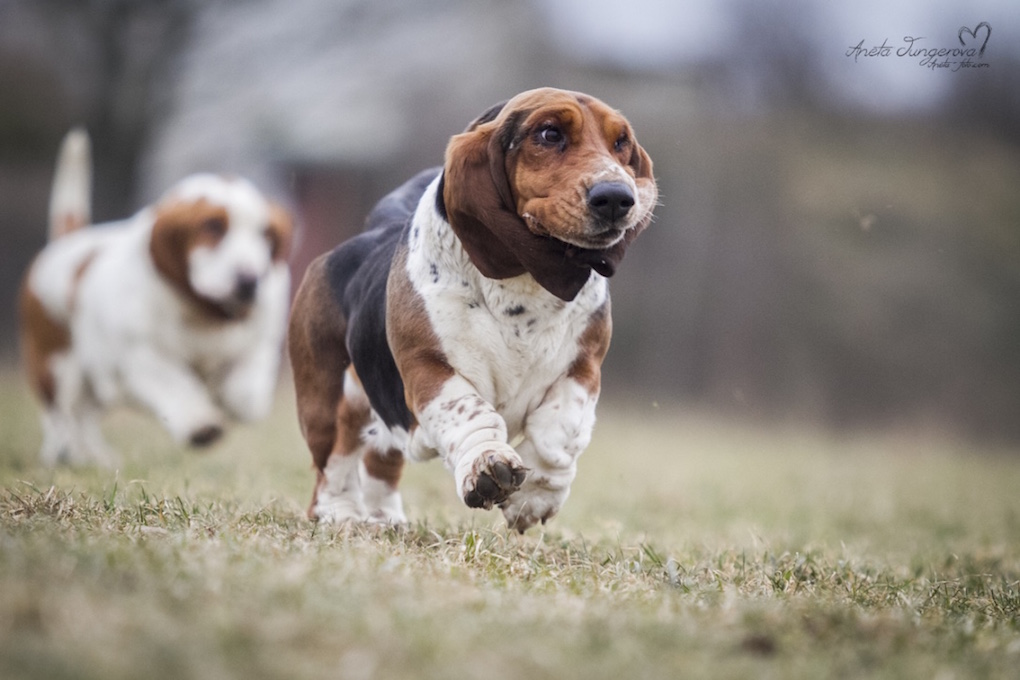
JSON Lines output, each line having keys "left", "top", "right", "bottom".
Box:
{"left": 149, "top": 175, "right": 292, "bottom": 319}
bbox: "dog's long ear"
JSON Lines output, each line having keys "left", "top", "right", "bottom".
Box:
{"left": 627, "top": 134, "right": 656, "bottom": 237}
{"left": 628, "top": 134, "right": 654, "bottom": 184}
{"left": 441, "top": 105, "right": 530, "bottom": 281}
{"left": 150, "top": 203, "right": 201, "bottom": 296}
{"left": 150, "top": 201, "right": 236, "bottom": 319}
{"left": 465, "top": 101, "right": 507, "bottom": 131}
{"left": 266, "top": 203, "right": 293, "bottom": 263}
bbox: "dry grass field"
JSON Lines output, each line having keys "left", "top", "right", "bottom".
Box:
{"left": 2, "top": 369, "right": 1019, "bottom": 679}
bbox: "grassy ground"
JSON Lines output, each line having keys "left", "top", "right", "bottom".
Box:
{"left": 1, "top": 370, "right": 1019, "bottom": 679}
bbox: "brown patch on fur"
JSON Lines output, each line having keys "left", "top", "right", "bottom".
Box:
{"left": 19, "top": 251, "right": 97, "bottom": 406}
{"left": 19, "top": 274, "right": 70, "bottom": 406}
{"left": 287, "top": 254, "right": 350, "bottom": 479}
{"left": 53, "top": 213, "right": 87, "bottom": 239}
{"left": 386, "top": 241, "right": 455, "bottom": 413}
{"left": 567, "top": 300, "right": 612, "bottom": 395}
{"left": 288, "top": 253, "right": 351, "bottom": 476}
{"left": 267, "top": 202, "right": 294, "bottom": 262}
{"left": 149, "top": 199, "right": 237, "bottom": 319}
{"left": 290, "top": 257, "right": 363, "bottom": 519}
{"left": 442, "top": 87, "right": 656, "bottom": 302}
{"left": 363, "top": 448, "right": 405, "bottom": 488}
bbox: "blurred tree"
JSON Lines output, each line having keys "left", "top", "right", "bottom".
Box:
{"left": 0, "top": 0, "right": 197, "bottom": 352}
{"left": 10, "top": 0, "right": 197, "bottom": 219}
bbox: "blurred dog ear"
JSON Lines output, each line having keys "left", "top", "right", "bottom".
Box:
{"left": 149, "top": 201, "right": 242, "bottom": 319}
{"left": 266, "top": 203, "right": 293, "bottom": 262}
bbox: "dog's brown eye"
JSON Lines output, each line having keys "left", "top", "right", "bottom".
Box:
{"left": 202, "top": 216, "right": 227, "bottom": 238}
{"left": 537, "top": 124, "right": 564, "bottom": 146}
{"left": 614, "top": 133, "right": 630, "bottom": 152}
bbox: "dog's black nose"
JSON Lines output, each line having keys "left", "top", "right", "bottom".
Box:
{"left": 587, "top": 182, "right": 635, "bottom": 223}
{"left": 234, "top": 274, "right": 259, "bottom": 303}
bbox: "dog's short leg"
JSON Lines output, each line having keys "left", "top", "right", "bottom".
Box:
{"left": 308, "top": 368, "right": 374, "bottom": 524}
{"left": 414, "top": 375, "right": 527, "bottom": 511}
{"left": 361, "top": 442, "right": 407, "bottom": 525}
{"left": 312, "top": 448, "right": 366, "bottom": 524}
{"left": 500, "top": 377, "right": 598, "bottom": 532}
{"left": 120, "top": 345, "right": 223, "bottom": 446}
{"left": 39, "top": 352, "right": 116, "bottom": 466}
{"left": 38, "top": 351, "right": 80, "bottom": 465}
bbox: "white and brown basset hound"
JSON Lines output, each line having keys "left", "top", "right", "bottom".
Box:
{"left": 20, "top": 129, "right": 293, "bottom": 465}
{"left": 288, "top": 87, "right": 657, "bottom": 532}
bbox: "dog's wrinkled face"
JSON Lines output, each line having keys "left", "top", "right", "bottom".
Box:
{"left": 500, "top": 90, "right": 657, "bottom": 249}
{"left": 150, "top": 175, "right": 292, "bottom": 319}
{"left": 442, "top": 88, "right": 657, "bottom": 301}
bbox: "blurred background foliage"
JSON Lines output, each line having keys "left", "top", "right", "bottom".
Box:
{"left": 1, "top": 0, "right": 1018, "bottom": 442}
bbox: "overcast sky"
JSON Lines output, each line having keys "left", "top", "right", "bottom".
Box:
{"left": 541, "top": 0, "right": 1020, "bottom": 112}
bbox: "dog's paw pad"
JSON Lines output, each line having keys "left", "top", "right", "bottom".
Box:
{"left": 463, "top": 457, "right": 528, "bottom": 509}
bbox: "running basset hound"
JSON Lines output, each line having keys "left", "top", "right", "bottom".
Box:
{"left": 288, "top": 87, "right": 657, "bottom": 532}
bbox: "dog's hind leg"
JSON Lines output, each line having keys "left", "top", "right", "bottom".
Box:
{"left": 308, "top": 367, "right": 371, "bottom": 523}
{"left": 305, "top": 367, "right": 408, "bottom": 526}
{"left": 39, "top": 352, "right": 115, "bottom": 466}
{"left": 289, "top": 255, "right": 365, "bottom": 523}
{"left": 359, "top": 417, "right": 407, "bottom": 525}
{"left": 290, "top": 252, "right": 408, "bottom": 526}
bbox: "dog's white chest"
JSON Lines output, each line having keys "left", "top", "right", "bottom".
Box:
{"left": 405, "top": 180, "right": 608, "bottom": 434}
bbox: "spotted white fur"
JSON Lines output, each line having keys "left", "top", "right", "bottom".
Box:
{"left": 401, "top": 177, "right": 607, "bottom": 530}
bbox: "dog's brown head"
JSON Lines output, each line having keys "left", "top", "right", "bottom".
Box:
{"left": 441, "top": 87, "right": 657, "bottom": 301}
{"left": 149, "top": 175, "right": 293, "bottom": 320}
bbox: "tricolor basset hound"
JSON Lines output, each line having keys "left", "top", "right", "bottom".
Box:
{"left": 288, "top": 88, "right": 657, "bottom": 532}
{"left": 20, "top": 129, "right": 293, "bottom": 465}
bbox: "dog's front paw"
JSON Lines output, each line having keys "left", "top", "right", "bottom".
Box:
{"left": 459, "top": 449, "right": 528, "bottom": 510}
{"left": 499, "top": 477, "right": 571, "bottom": 533}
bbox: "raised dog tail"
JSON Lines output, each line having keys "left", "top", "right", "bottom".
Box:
{"left": 48, "top": 127, "right": 92, "bottom": 240}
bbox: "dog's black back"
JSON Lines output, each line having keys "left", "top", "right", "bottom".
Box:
{"left": 324, "top": 167, "right": 441, "bottom": 430}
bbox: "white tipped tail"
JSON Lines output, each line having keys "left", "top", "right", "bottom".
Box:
{"left": 48, "top": 128, "right": 92, "bottom": 240}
